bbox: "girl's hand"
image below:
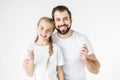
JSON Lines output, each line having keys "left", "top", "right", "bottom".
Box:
{"left": 23, "top": 50, "right": 34, "bottom": 70}
{"left": 27, "top": 49, "right": 34, "bottom": 60}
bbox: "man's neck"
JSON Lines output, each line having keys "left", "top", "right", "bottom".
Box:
{"left": 57, "top": 30, "right": 74, "bottom": 39}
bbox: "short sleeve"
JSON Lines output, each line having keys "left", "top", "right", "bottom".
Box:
{"left": 83, "top": 35, "right": 94, "bottom": 55}
{"left": 56, "top": 45, "right": 65, "bottom": 66}
{"left": 24, "top": 43, "right": 34, "bottom": 58}
{"left": 26, "top": 43, "right": 34, "bottom": 51}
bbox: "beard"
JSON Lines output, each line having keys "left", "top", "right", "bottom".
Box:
{"left": 55, "top": 24, "right": 71, "bottom": 35}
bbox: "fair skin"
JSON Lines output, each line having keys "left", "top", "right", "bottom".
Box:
{"left": 57, "top": 66, "right": 64, "bottom": 80}
{"left": 23, "top": 19, "right": 64, "bottom": 80}
{"left": 23, "top": 50, "right": 34, "bottom": 77}
{"left": 54, "top": 10, "right": 100, "bottom": 74}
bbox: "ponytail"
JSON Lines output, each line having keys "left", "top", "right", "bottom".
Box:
{"left": 46, "top": 36, "right": 53, "bottom": 69}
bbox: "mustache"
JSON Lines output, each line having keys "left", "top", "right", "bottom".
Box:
{"left": 58, "top": 24, "right": 68, "bottom": 27}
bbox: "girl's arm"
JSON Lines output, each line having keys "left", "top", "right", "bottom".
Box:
{"left": 23, "top": 50, "right": 34, "bottom": 77}
{"left": 57, "top": 66, "right": 64, "bottom": 80}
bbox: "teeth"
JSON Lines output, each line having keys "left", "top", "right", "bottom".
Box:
{"left": 60, "top": 26, "right": 66, "bottom": 30}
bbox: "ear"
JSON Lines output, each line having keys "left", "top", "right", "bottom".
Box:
{"left": 36, "top": 26, "right": 39, "bottom": 33}
{"left": 71, "top": 18, "right": 72, "bottom": 22}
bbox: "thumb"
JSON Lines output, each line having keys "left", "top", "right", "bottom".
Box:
{"left": 27, "top": 49, "right": 34, "bottom": 55}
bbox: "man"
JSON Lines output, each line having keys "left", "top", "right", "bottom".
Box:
{"left": 52, "top": 5, "right": 100, "bottom": 80}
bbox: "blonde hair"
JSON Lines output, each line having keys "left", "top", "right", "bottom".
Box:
{"left": 34, "top": 17, "right": 55, "bottom": 69}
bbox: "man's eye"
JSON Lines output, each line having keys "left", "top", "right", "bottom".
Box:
{"left": 64, "top": 17, "right": 68, "bottom": 20}
{"left": 56, "top": 19, "right": 60, "bottom": 21}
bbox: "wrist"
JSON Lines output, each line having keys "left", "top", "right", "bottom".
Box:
{"left": 27, "top": 57, "right": 34, "bottom": 64}
{"left": 28, "top": 56, "right": 34, "bottom": 59}
{"left": 82, "top": 58, "right": 89, "bottom": 64}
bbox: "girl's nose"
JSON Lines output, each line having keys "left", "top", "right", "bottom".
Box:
{"left": 42, "top": 30, "right": 47, "bottom": 35}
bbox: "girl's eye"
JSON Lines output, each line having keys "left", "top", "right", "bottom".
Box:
{"left": 47, "top": 30, "right": 51, "bottom": 32}
{"left": 40, "top": 27, "right": 44, "bottom": 30}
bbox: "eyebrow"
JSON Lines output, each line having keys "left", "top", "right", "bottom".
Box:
{"left": 56, "top": 16, "right": 69, "bottom": 19}
{"left": 47, "top": 28, "right": 53, "bottom": 30}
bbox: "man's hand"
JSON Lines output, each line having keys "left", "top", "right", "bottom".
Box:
{"left": 80, "top": 44, "right": 89, "bottom": 62}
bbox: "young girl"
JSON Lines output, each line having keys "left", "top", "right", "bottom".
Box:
{"left": 23, "top": 17, "right": 65, "bottom": 80}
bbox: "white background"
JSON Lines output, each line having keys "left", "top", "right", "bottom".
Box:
{"left": 0, "top": 0, "right": 120, "bottom": 80}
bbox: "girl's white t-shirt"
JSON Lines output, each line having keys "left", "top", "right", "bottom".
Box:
{"left": 25, "top": 43, "right": 65, "bottom": 80}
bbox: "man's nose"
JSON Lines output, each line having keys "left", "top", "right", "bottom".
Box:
{"left": 60, "top": 20, "right": 65, "bottom": 25}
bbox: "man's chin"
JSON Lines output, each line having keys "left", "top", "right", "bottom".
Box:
{"left": 55, "top": 27, "right": 71, "bottom": 35}
{"left": 58, "top": 30, "right": 68, "bottom": 34}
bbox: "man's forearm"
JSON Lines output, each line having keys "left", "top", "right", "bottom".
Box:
{"left": 85, "top": 59, "right": 100, "bottom": 74}
{"left": 83, "top": 54, "right": 100, "bottom": 74}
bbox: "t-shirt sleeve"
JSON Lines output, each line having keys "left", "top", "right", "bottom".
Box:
{"left": 83, "top": 35, "right": 94, "bottom": 55}
{"left": 24, "top": 44, "right": 34, "bottom": 59}
{"left": 56, "top": 45, "right": 65, "bottom": 66}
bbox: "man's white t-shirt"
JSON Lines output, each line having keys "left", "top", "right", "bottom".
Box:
{"left": 52, "top": 31, "right": 94, "bottom": 80}
{"left": 25, "top": 43, "right": 65, "bottom": 80}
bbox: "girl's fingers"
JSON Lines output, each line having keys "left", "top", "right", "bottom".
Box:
{"left": 27, "top": 49, "right": 34, "bottom": 53}
{"left": 27, "top": 49, "right": 34, "bottom": 56}
{"left": 24, "top": 57, "right": 33, "bottom": 63}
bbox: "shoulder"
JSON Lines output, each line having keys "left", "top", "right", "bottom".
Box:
{"left": 52, "top": 43, "right": 61, "bottom": 51}
{"left": 52, "top": 32, "right": 59, "bottom": 43}
{"left": 52, "top": 43, "right": 60, "bottom": 48}
{"left": 52, "top": 32, "right": 57, "bottom": 39}
{"left": 26, "top": 42, "right": 35, "bottom": 50}
{"left": 73, "top": 30, "right": 86, "bottom": 39}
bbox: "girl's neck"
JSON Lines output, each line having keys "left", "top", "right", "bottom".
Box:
{"left": 35, "top": 39, "right": 49, "bottom": 46}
